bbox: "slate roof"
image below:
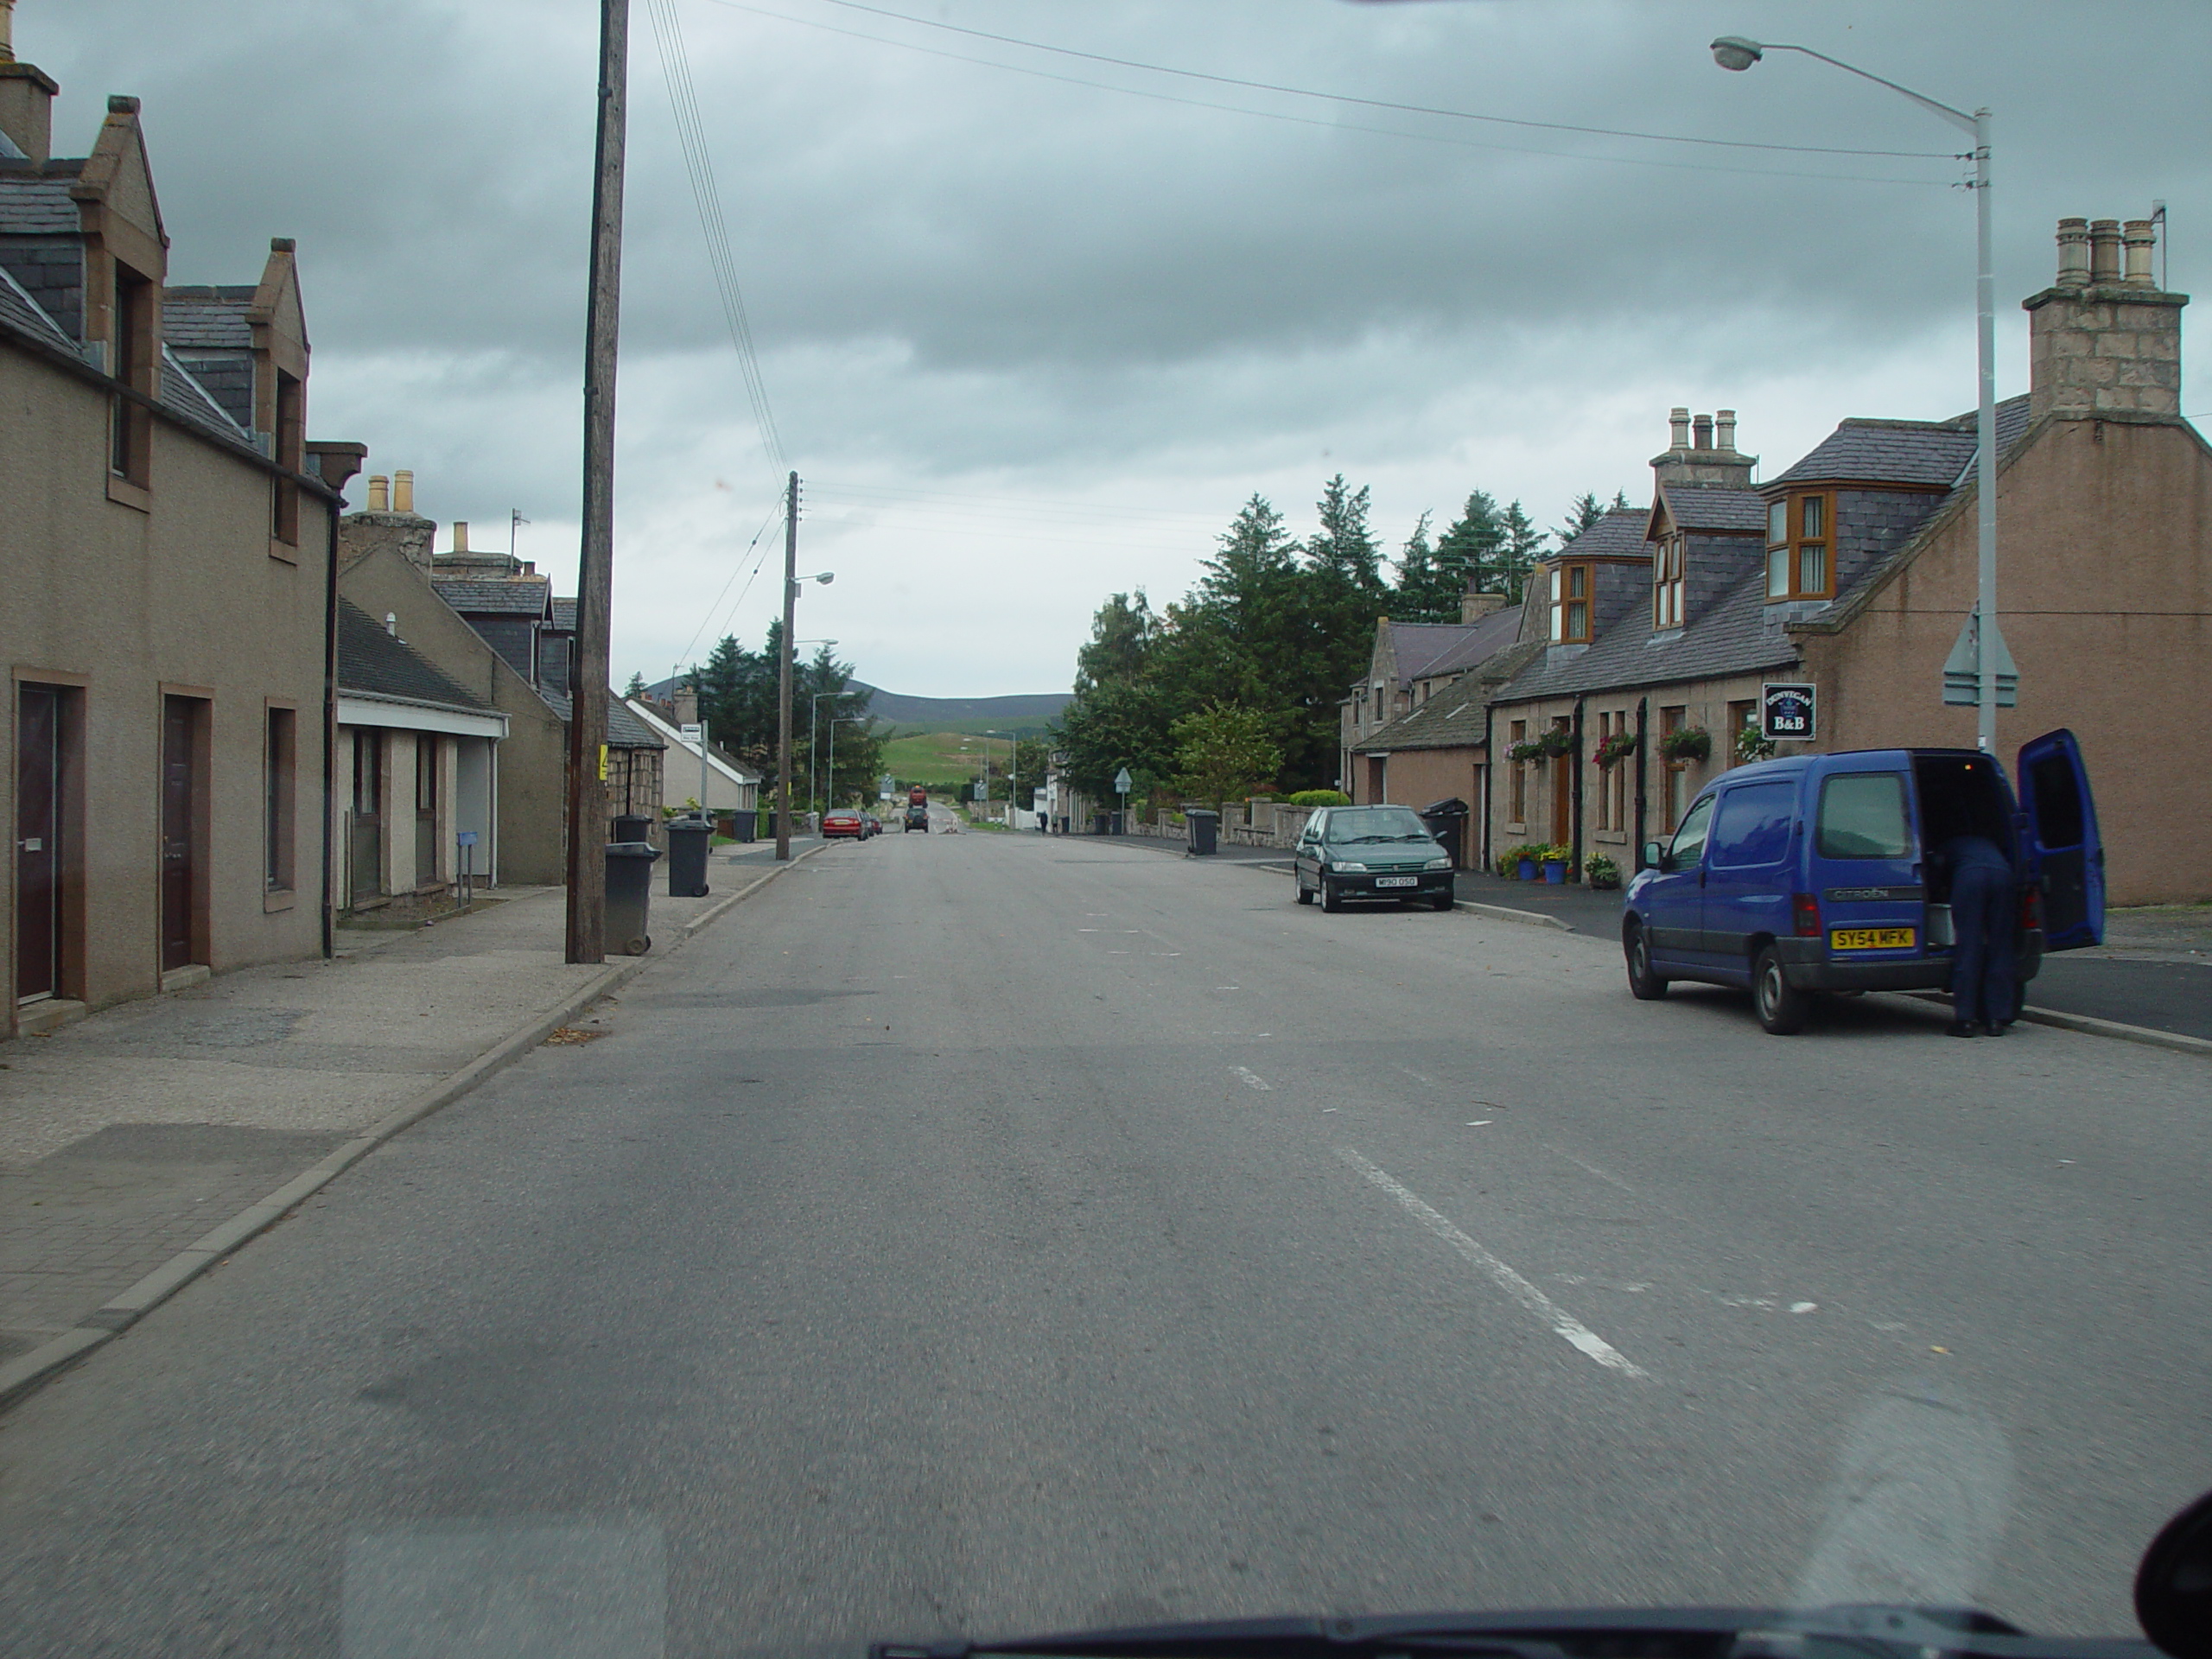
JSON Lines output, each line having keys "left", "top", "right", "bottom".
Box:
{"left": 160, "top": 286, "right": 254, "bottom": 347}
{"left": 339, "top": 601, "right": 496, "bottom": 713}
{"left": 0, "top": 168, "right": 80, "bottom": 233}
{"left": 538, "top": 690, "right": 666, "bottom": 750}
{"left": 1558, "top": 506, "right": 1653, "bottom": 559}
{"left": 0, "top": 257, "right": 75, "bottom": 354}
{"left": 1361, "top": 632, "right": 1542, "bottom": 753}
{"left": 1385, "top": 621, "right": 1490, "bottom": 687}
{"left": 1410, "top": 603, "right": 1526, "bottom": 681}
{"left": 1659, "top": 484, "right": 1767, "bottom": 533}
{"left": 432, "top": 575, "right": 553, "bottom": 617}
{"left": 1773, "top": 396, "right": 2031, "bottom": 488}
{"left": 551, "top": 598, "right": 576, "bottom": 632}
{"left": 156, "top": 344, "right": 252, "bottom": 442}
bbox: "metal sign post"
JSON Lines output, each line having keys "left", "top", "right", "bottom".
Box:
{"left": 1113, "top": 766, "right": 1133, "bottom": 834}
{"left": 1942, "top": 609, "right": 2018, "bottom": 709}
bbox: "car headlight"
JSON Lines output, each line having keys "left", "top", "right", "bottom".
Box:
{"left": 1425, "top": 856, "right": 1452, "bottom": 871}
{"left": 1330, "top": 861, "right": 1369, "bottom": 873}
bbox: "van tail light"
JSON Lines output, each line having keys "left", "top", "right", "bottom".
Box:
{"left": 1792, "top": 893, "right": 1821, "bottom": 938}
{"left": 2020, "top": 883, "right": 2044, "bottom": 932}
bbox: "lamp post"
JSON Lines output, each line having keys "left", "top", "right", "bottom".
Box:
{"left": 773, "top": 532, "right": 834, "bottom": 861}
{"left": 1711, "top": 35, "right": 1998, "bottom": 753}
{"left": 809, "top": 688, "right": 849, "bottom": 817}
{"left": 984, "top": 729, "right": 1003, "bottom": 821}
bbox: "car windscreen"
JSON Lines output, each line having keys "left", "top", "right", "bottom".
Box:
{"left": 1324, "top": 808, "right": 1433, "bottom": 842}
{"left": 1816, "top": 772, "right": 1912, "bottom": 859}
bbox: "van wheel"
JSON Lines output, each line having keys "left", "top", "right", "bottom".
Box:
{"left": 1753, "top": 945, "right": 1811, "bottom": 1035}
{"left": 1624, "top": 923, "right": 1668, "bottom": 1001}
{"left": 1294, "top": 880, "right": 1313, "bottom": 906}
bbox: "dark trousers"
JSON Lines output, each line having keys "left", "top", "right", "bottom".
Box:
{"left": 1949, "top": 862, "right": 2017, "bottom": 1026}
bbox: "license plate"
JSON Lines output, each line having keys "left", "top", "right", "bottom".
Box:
{"left": 1375, "top": 875, "right": 1419, "bottom": 888}
{"left": 1830, "top": 926, "right": 1916, "bottom": 951}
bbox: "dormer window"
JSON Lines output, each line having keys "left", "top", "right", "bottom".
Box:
{"left": 108, "top": 261, "right": 156, "bottom": 487}
{"left": 1653, "top": 536, "right": 1685, "bottom": 629}
{"left": 1548, "top": 562, "right": 1592, "bottom": 644}
{"left": 1766, "top": 492, "right": 1834, "bottom": 601}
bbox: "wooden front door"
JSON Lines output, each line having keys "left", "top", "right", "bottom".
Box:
{"left": 160, "top": 696, "right": 199, "bottom": 972}
{"left": 351, "top": 730, "right": 384, "bottom": 902}
{"left": 16, "top": 685, "right": 61, "bottom": 1001}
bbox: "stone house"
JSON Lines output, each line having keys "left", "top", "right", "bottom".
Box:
{"left": 1485, "top": 213, "right": 2208, "bottom": 905}
{"left": 1338, "top": 588, "right": 1521, "bottom": 797}
{"left": 334, "top": 601, "right": 505, "bottom": 913}
{"left": 2, "top": 48, "right": 363, "bottom": 1039}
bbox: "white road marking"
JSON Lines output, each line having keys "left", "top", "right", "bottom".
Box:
{"left": 1465, "top": 1120, "right": 1493, "bottom": 1127}
{"left": 1231, "top": 1067, "right": 1270, "bottom": 1091}
{"left": 1338, "top": 1148, "right": 1648, "bottom": 1380}
{"left": 1549, "top": 1146, "right": 1639, "bottom": 1196}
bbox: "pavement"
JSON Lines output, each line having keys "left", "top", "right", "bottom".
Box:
{"left": 0, "top": 836, "right": 823, "bottom": 1393}
{"left": 0, "top": 829, "right": 2204, "bottom": 1653}
{"left": 1116, "top": 831, "right": 2212, "bottom": 1044}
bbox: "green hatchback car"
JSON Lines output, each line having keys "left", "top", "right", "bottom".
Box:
{"left": 1293, "top": 804, "right": 1457, "bottom": 912}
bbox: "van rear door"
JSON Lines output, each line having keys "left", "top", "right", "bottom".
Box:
{"left": 2017, "top": 728, "right": 2104, "bottom": 950}
{"left": 1808, "top": 766, "right": 1925, "bottom": 959}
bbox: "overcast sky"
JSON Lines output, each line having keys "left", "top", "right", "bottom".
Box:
{"left": 24, "top": 1, "right": 2209, "bottom": 696}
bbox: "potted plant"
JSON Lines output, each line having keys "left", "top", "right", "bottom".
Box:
{"left": 1658, "top": 727, "right": 1711, "bottom": 765}
{"left": 1592, "top": 731, "right": 1639, "bottom": 769}
{"left": 1540, "top": 728, "right": 1574, "bottom": 759}
{"left": 1497, "top": 842, "right": 1541, "bottom": 880}
{"left": 1541, "top": 843, "right": 1570, "bottom": 884}
{"left": 1733, "top": 719, "right": 1777, "bottom": 765}
{"left": 1586, "top": 852, "right": 1621, "bottom": 890}
{"left": 1506, "top": 739, "right": 1548, "bottom": 764}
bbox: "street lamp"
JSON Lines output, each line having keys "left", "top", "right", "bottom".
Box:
{"left": 1712, "top": 35, "right": 1999, "bottom": 753}
{"left": 809, "top": 688, "right": 853, "bottom": 816}
{"left": 983, "top": 729, "right": 1002, "bottom": 817}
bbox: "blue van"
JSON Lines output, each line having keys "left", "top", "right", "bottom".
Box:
{"left": 1622, "top": 730, "right": 2102, "bottom": 1034}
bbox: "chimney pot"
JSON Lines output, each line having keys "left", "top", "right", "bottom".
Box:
{"left": 1693, "top": 414, "right": 1713, "bottom": 450}
{"left": 2090, "top": 219, "right": 2123, "bottom": 283}
{"left": 385, "top": 612, "right": 398, "bottom": 637}
{"left": 2124, "top": 219, "right": 2157, "bottom": 286}
{"left": 452, "top": 519, "right": 468, "bottom": 554}
{"left": 105, "top": 93, "right": 138, "bottom": 116}
{"left": 392, "top": 469, "right": 413, "bottom": 513}
{"left": 0, "top": 0, "right": 14, "bottom": 64}
{"left": 1669, "top": 407, "right": 1691, "bottom": 449}
{"left": 270, "top": 236, "right": 296, "bottom": 255}
{"left": 2055, "top": 218, "right": 2090, "bottom": 287}
{"left": 1715, "top": 409, "right": 1738, "bottom": 451}
{"left": 365, "top": 474, "right": 390, "bottom": 512}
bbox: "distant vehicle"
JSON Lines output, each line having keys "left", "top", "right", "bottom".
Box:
{"left": 1292, "top": 804, "right": 1457, "bottom": 912}
{"left": 903, "top": 803, "right": 930, "bottom": 833}
{"left": 1624, "top": 730, "right": 2101, "bottom": 1035}
{"left": 822, "top": 810, "right": 867, "bottom": 841}
{"left": 861, "top": 815, "right": 882, "bottom": 839}
{"left": 907, "top": 785, "right": 929, "bottom": 807}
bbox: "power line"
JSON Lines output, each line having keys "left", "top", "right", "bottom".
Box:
{"left": 700, "top": 0, "right": 1949, "bottom": 188}
{"left": 678, "top": 495, "right": 787, "bottom": 664}
{"left": 645, "top": 0, "right": 788, "bottom": 474}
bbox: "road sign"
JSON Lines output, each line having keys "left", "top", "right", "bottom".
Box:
{"left": 1113, "top": 766, "right": 1133, "bottom": 793}
{"left": 1942, "top": 608, "right": 2018, "bottom": 708}
{"left": 456, "top": 831, "right": 478, "bottom": 847}
{"left": 1761, "top": 683, "right": 1817, "bottom": 742}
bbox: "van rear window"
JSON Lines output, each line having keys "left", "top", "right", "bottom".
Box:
{"left": 1816, "top": 773, "right": 1911, "bottom": 859}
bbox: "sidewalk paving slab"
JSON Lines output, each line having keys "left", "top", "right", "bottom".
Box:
{"left": 0, "top": 839, "right": 830, "bottom": 1407}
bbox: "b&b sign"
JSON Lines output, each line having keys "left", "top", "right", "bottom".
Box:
{"left": 1761, "top": 682, "right": 1816, "bottom": 742}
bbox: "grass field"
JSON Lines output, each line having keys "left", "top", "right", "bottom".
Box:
{"left": 882, "top": 730, "right": 998, "bottom": 789}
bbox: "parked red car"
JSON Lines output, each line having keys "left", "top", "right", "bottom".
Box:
{"left": 822, "top": 810, "right": 867, "bottom": 840}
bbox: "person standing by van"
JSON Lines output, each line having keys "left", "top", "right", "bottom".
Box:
{"left": 1941, "top": 834, "right": 2017, "bottom": 1038}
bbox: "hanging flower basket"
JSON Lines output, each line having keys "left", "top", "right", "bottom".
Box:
{"left": 1592, "top": 731, "right": 1640, "bottom": 769}
{"left": 1733, "top": 721, "right": 1777, "bottom": 764}
{"left": 1658, "top": 727, "right": 1711, "bottom": 764}
{"left": 1507, "top": 739, "right": 1548, "bottom": 763}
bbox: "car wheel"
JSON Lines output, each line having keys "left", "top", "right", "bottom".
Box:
{"left": 1431, "top": 892, "right": 1454, "bottom": 912}
{"left": 1320, "top": 880, "right": 1344, "bottom": 913}
{"left": 1752, "top": 944, "right": 1811, "bottom": 1035}
{"left": 1624, "top": 922, "right": 1668, "bottom": 1001}
{"left": 1294, "top": 879, "right": 1313, "bottom": 906}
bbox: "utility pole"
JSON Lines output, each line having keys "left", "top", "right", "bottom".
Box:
{"left": 775, "top": 469, "right": 798, "bottom": 861}
{"left": 564, "top": 0, "right": 629, "bottom": 964}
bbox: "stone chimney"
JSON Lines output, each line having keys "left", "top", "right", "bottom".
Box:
{"left": 2024, "top": 211, "right": 2185, "bottom": 422}
{"left": 452, "top": 519, "right": 468, "bottom": 554}
{"left": 1459, "top": 588, "right": 1508, "bottom": 624}
{"left": 673, "top": 686, "right": 700, "bottom": 725}
{"left": 338, "top": 466, "right": 436, "bottom": 574}
{"left": 1651, "top": 406, "right": 1756, "bottom": 490}
{"left": 0, "top": 4, "right": 59, "bottom": 167}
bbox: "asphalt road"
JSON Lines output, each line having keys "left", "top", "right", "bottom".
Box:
{"left": 2, "top": 832, "right": 2207, "bottom": 1657}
